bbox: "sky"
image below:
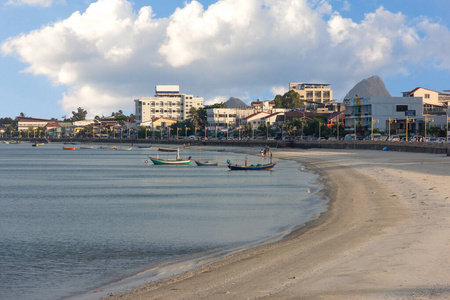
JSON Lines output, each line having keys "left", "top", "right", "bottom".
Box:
{"left": 0, "top": 0, "right": 449, "bottom": 119}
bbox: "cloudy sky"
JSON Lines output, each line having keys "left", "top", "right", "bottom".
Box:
{"left": 1, "top": 0, "right": 449, "bottom": 119}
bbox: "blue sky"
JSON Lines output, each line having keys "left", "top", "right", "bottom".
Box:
{"left": 1, "top": 0, "right": 449, "bottom": 119}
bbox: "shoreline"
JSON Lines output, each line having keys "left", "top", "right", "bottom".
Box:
{"left": 105, "top": 147, "right": 450, "bottom": 299}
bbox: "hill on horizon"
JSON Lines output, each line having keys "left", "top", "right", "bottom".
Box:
{"left": 345, "top": 75, "right": 392, "bottom": 99}
{"left": 225, "top": 97, "right": 249, "bottom": 108}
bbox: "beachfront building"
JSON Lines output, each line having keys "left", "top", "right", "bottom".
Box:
{"left": 134, "top": 85, "right": 204, "bottom": 126}
{"left": 402, "top": 87, "right": 450, "bottom": 131}
{"left": 289, "top": 82, "right": 333, "bottom": 104}
{"left": 402, "top": 87, "right": 448, "bottom": 115}
{"left": 206, "top": 108, "right": 254, "bottom": 131}
{"left": 17, "top": 117, "right": 52, "bottom": 131}
{"left": 343, "top": 97, "right": 423, "bottom": 133}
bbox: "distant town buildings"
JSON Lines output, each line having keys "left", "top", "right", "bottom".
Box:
{"left": 134, "top": 85, "right": 203, "bottom": 126}
{"left": 343, "top": 97, "right": 423, "bottom": 133}
{"left": 2, "top": 80, "right": 448, "bottom": 140}
{"left": 289, "top": 82, "right": 333, "bottom": 104}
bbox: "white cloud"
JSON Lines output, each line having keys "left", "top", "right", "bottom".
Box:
{"left": 5, "top": 0, "right": 56, "bottom": 7}
{"left": 271, "top": 86, "right": 288, "bottom": 97}
{"left": 2, "top": 0, "right": 450, "bottom": 117}
{"left": 204, "top": 96, "right": 228, "bottom": 105}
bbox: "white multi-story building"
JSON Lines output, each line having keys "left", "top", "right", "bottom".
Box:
{"left": 289, "top": 82, "right": 333, "bottom": 104}
{"left": 17, "top": 117, "right": 51, "bottom": 131}
{"left": 343, "top": 97, "right": 423, "bottom": 133}
{"left": 135, "top": 85, "right": 203, "bottom": 126}
{"left": 206, "top": 108, "right": 254, "bottom": 130}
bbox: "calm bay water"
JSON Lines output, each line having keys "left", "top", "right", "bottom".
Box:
{"left": 0, "top": 142, "right": 326, "bottom": 300}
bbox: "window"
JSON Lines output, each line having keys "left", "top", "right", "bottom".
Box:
{"left": 396, "top": 105, "right": 408, "bottom": 112}
{"left": 425, "top": 94, "right": 430, "bottom": 99}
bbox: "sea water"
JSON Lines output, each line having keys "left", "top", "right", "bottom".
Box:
{"left": 0, "top": 143, "right": 326, "bottom": 300}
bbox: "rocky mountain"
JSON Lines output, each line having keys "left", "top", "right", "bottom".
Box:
{"left": 225, "top": 97, "right": 249, "bottom": 108}
{"left": 345, "top": 75, "right": 391, "bottom": 99}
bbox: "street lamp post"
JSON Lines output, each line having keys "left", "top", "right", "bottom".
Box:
{"left": 406, "top": 117, "right": 414, "bottom": 141}
{"left": 371, "top": 118, "right": 379, "bottom": 140}
{"left": 318, "top": 121, "right": 322, "bottom": 140}
{"left": 185, "top": 127, "right": 188, "bottom": 139}
{"left": 447, "top": 115, "right": 450, "bottom": 143}
{"left": 424, "top": 116, "right": 434, "bottom": 142}
{"left": 388, "top": 118, "right": 397, "bottom": 141}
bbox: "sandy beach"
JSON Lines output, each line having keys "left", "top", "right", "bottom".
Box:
{"left": 106, "top": 148, "right": 450, "bottom": 299}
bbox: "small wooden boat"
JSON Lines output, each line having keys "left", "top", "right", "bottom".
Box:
{"left": 80, "top": 146, "right": 93, "bottom": 149}
{"left": 63, "top": 146, "right": 77, "bottom": 150}
{"left": 227, "top": 155, "right": 276, "bottom": 170}
{"left": 137, "top": 145, "right": 152, "bottom": 148}
{"left": 98, "top": 146, "right": 116, "bottom": 149}
{"left": 116, "top": 147, "right": 133, "bottom": 151}
{"left": 195, "top": 160, "right": 218, "bottom": 166}
{"left": 158, "top": 147, "right": 178, "bottom": 152}
{"left": 32, "top": 142, "right": 44, "bottom": 147}
{"left": 194, "top": 149, "right": 217, "bottom": 166}
{"left": 147, "top": 148, "right": 191, "bottom": 165}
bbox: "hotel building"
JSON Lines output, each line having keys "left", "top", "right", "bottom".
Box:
{"left": 134, "top": 85, "right": 203, "bottom": 126}
{"left": 289, "top": 82, "right": 333, "bottom": 104}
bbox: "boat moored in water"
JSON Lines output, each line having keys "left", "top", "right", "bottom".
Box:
{"left": 157, "top": 147, "right": 178, "bottom": 152}
{"left": 195, "top": 160, "right": 218, "bottom": 166}
{"left": 147, "top": 148, "right": 191, "bottom": 165}
{"left": 116, "top": 147, "right": 133, "bottom": 151}
{"left": 227, "top": 154, "right": 276, "bottom": 170}
{"left": 63, "top": 146, "right": 77, "bottom": 150}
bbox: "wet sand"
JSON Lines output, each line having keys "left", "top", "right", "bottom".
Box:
{"left": 106, "top": 148, "right": 450, "bottom": 299}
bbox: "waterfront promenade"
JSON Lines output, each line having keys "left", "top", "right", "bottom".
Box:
{"left": 104, "top": 146, "right": 450, "bottom": 299}
{"left": 2, "top": 137, "right": 449, "bottom": 155}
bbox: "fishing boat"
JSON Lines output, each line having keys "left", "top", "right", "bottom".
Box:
{"left": 157, "top": 147, "right": 178, "bottom": 152}
{"left": 195, "top": 160, "right": 218, "bottom": 166}
{"left": 63, "top": 146, "right": 77, "bottom": 150}
{"left": 116, "top": 147, "right": 133, "bottom": 151}
{"left": 32, "top": 142, "right": 44, "bottom": 147}
{"left": 194, "top": 149, "right": 218, "bottom": 166}
{"left": 137, "top": 145, "right": 152, "bottom": 148}
{"left": 80, "top": 146, "right": 93, "bottom": 149}
{"left": 227, "top": 154, "right": 276, "bottom": 170}
{"left": 147, "top": 148, "right": 191, "bottom": 165}
{"left": 98, "top": 146, "right": 116, "bottom": 149}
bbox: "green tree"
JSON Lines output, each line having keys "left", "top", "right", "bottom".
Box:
{"left": 71, "top": 107, "right": 88, "bottom": 121}
{"left": 274, "top": 90, "right": 304, "bottom": 109}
